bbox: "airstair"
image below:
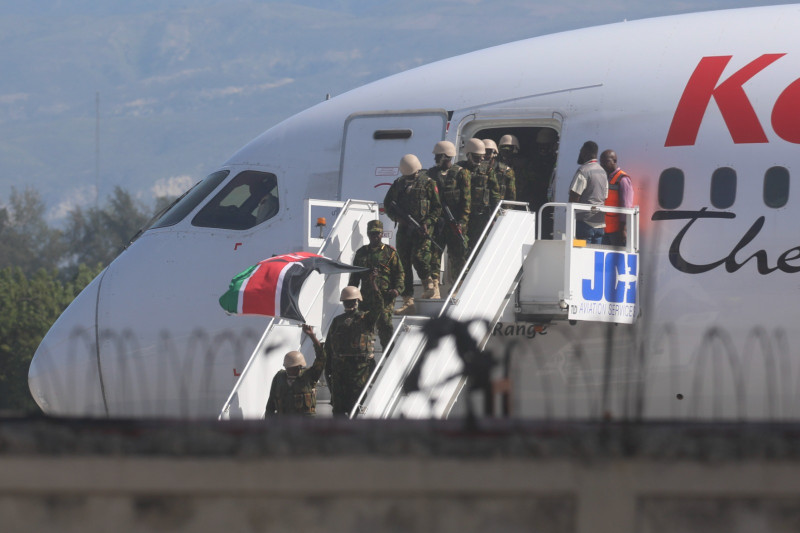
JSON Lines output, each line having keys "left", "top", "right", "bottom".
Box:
{"left": 351, "top": 201, "right": 640, "bottom": 419}
{"left": 218, "top": 199, "right": 380, "bottom": 420}
{"left": 220, "top": 198, "right": 639, "bottom": 420}
{"left": 353, "top": 201, "right": 536, "bottom": 418}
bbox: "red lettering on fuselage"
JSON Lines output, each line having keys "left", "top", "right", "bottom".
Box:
{"left": 665, "top": 54, "right": 787, "bottom": 146}
{"left": 772, "top": 78, "right": 800, "bottom": 144}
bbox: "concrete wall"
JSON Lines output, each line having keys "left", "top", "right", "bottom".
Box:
{"left": 1, "top": 418, "right": 800, "bottom": 532}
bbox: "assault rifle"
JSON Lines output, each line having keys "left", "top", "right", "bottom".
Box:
{"left": 442, "top": 204, "right": 468, "bottom": 251}
{"left": 389, "top": 200, "right": 442, "bottom": 251}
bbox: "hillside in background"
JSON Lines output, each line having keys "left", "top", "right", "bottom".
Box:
{"left": 0, "top": 0, "right": 772, "bottom": 222}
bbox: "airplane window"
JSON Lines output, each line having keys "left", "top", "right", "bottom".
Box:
{"left": 711, "top": 167, "right": 736, "bottom": 209}
{"left": 150, "top": 170, "right": 230, "bottom": 229}
{"left": 192, "top": 170, "right": 279, "bottom": 230}
{"left": 658, "top": 168, "right": 684, "bottom": 209}
{"left": 764, "top": 166, "right": 790, "bottom": 208}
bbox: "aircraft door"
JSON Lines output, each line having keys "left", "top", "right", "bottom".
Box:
{"left": 339, "top": 110, "right": 448, "bottom": 241}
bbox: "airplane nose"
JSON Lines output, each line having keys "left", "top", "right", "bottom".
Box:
{"left": 28, "top": 274, "right": 108, "bottom": 416}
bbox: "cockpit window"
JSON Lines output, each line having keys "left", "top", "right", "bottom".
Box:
{"left": 150, "top": 170, "right": 229, "bottom": 229}
{"left": 192, "top": 171, "right": 279, "bottom": 230}
{"left": 710, "top": 167, "right": 736, "bottom": 209}
{"left": 764, "top": 166, "right": 789, "bottom": 208}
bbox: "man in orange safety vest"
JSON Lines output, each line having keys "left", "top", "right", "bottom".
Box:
{"left": 600, "top": 149, "right": 633, "bottom": 246}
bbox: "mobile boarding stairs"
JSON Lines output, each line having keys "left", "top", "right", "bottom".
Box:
{"left": 219, "top": 200, "right": 639, "bottom": 420}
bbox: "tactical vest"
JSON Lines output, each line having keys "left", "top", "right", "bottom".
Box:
{"left": 354, "top": 244, "right": 396, "bottom": 294}
{"left": 439, "top": 164, "right": 465, "bottom": 208}
{"left": 604, "top": 169, "right": 630, "bottom": 233}
{"left": 331, "top": 311, "right": 375, "bottom": 357}
{"left": 471, "top": 162, "right": 492, "bottom": 214}
{"left": 397, "top": 174, "right": 431, "bottom": 222}
{"left": 495, "top": 161, "right": 512, "bottom": 198}
{"left": 272, "top": 370, "right": 317, "bottom": 415}
{"left": 428, "top": 167, "right": 447, "bottom": 189}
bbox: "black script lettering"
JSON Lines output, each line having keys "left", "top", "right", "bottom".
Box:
{"left": 724, "top": 216, "right": 779, "bottom": 274}
{"left": 653, "top": 208, "right": 733, "bottom": 273}
{"left": 653, "top": 208, "right": 795, "bottom": 275}
{"left": 778, "top": 246, "right": 800, "bottom": 273}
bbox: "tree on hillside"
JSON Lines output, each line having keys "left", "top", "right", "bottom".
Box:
{"left": 0, "top": 264, "right": 101, "bottom": 412}
{"left": 61, "top": 186, "right": 152, "bottom": 277}
{"left": 0, "top": 185, "right": 178, "bottom": 412}
{"left": 0, "top": 188, "right": 65, "bottom": 275}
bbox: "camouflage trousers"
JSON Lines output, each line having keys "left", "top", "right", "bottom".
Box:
{"left": 362, "top": 291, "right": 396, "bottom": 349}
{"left": 396, "top": 225, "right": 434, "bottom": 297}
{"left": 329, "top": 355, "right": 376, "bottom": 416}
{"left": 467, "top": 212, "right": 492, "bottom": 256}
{"left": 430, "top": 222, "right": 469, "bottom": 283}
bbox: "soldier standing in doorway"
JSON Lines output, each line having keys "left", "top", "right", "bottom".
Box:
{"left": 484, "top": 138, "right": 515, "bottom": 201}
{"left": 463, "top": 139, "right": 501, "bottom": 254}
{"left": 426, "top": 140, "right": 471, "bottom": 289}
{"left": 527, "top": 128, "right": 559, "bottom": 238}
{"left": 384, "top": 154, "right": 442, "bottom": 315}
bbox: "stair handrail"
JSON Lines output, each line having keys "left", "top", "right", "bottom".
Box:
{"left": 441, "top": 200, "right": 530, "bottom": 317}
{"left": 218, "top": 198, "right": 379, "bottom": 419}
{"left": 353, "top": 201, "right": 532, "bottom": 419}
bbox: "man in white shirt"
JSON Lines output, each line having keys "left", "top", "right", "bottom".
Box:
{"left": 568, "top": 141, "right": 608, "bottom": 244}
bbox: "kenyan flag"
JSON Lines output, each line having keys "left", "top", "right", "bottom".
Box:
{"left": 219, "top": 252, "right": 367, "bottom": 322}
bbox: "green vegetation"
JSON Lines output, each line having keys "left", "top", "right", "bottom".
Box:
{"left": 0, "top": 186, "right": 173, "bottom": 413}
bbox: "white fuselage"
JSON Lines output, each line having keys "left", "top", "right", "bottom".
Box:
{"left": 29, "top": 5, "right": 800, "bottom": 419}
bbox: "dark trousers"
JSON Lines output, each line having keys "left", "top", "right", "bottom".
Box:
{"left": 576, "top": 220, "right": 604, "bottom": 244}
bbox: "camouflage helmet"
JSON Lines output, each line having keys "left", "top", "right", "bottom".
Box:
{"left": 399, "top": 154, "right": 422, "bottom": 176}
{"left": 340, "top": 286, "right": 363, "bottom": 301}
{"left": 536, "top": 129, "right": 557, "bottom": 144}
{"left": 367, "top": 219, "right": 383, "bottom": 233}
{"left": 433, "top": 140, "right": 456, "bottom": 157}
{"left": 283, "top": 350, "right": 306, "bottom": 368}
{"left": 499, "top": 134, "right": 520, "bottom": 150}
{"left": 465, "top": 138, "right": 486, "bottom": 155}
{"left": 482, "top": 139, "right": 498, "bottom": 153}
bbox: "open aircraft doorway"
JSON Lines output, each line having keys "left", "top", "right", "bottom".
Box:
{"left": 461, "top": 124, "right": 560, "bottom": 239}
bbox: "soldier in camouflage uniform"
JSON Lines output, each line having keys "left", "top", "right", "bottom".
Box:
{"left": 265, "top": 324, "right": 325, "bottom": 416}
{"left": 325, "top": 285, "right": 379, "bottom": 416}
{"left": 348, "top": 219, "right": 404, "bottom": 350}
{"left": 529, "top": 129, "right": 559, "bottom": 238}
{"left": 484, "top": 138, "right": 516, "bottom": 201}
{"left": 500, "top": 134, "right": 535, "bottom": 209}
{"left": 384, "top": 154, "right": 442, "bottom": 315}
{"left": 463, "top": 139, "right": 501, "bottom": 255}
{"left": 427, "top": 140, "right": 471, "bottom": 286}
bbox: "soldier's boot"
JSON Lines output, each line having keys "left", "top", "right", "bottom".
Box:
{"left": 421, "top": 277, "right": 436, "bottom": 299}
{"left": 395, "top": 296, "right": 416, "bottom": 315}
{"left": 431, "top": 278, "right": 441, "bottom": 299}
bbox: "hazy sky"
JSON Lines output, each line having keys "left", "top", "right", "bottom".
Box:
{"left": 0, "top": 1, "right": 792, "bottom": 221}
